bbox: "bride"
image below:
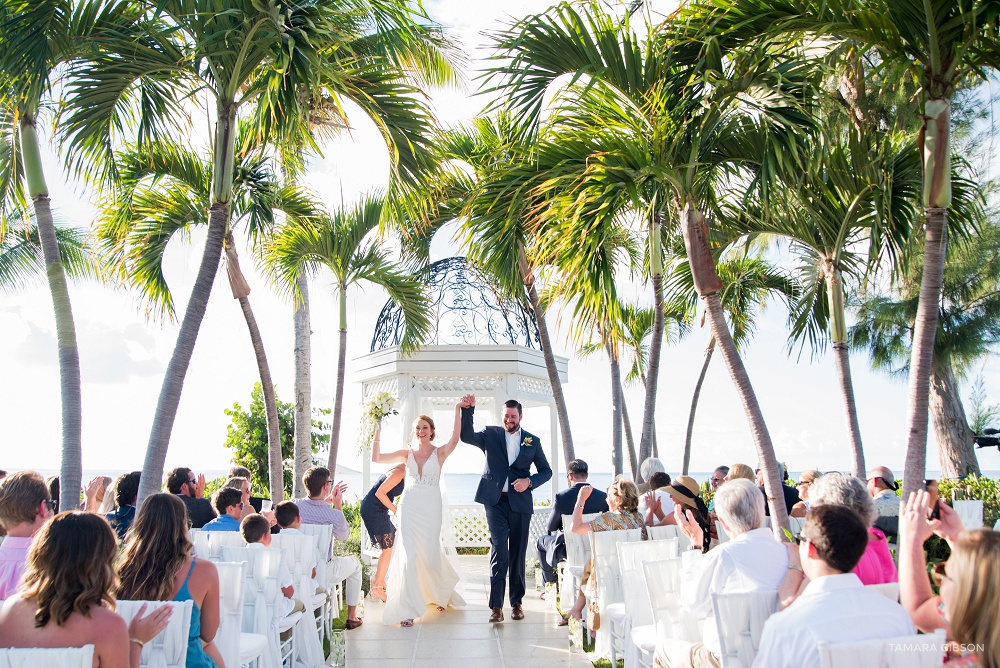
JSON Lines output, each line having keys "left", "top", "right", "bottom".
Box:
{"left": 372, "top": 400, "right": 467, "bottom": 626}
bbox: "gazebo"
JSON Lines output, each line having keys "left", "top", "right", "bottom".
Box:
{"left": 354, "top": 256, "right": 569, "bottom": 506}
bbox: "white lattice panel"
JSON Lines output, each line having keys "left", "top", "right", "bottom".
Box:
{"left": 362, "top": 378, "right": 400, "bottom": 397}
{"left": 516, "top": 376, "right": 552, "bottom": 398}
{"left": 413, "top": 375, "right": 505, "bottom": 392}
{"left": 443, "top": 505, "right": 551, "bottom": 550}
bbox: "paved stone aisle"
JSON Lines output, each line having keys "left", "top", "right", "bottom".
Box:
{"left": 344, "top": 555, "right": 593, "bottom": 668}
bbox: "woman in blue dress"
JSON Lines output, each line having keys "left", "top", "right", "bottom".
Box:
{"left": 360, "top": 463, "right": 405, "bottom": 602}
{"left": 116, "top": 494, "right": 223, "bottom": 668}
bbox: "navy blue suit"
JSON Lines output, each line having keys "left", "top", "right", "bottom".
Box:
{"left": 535, "top": 482, "right": 609, "bottom": 583}
{"left": 461, "top": 406, "right": 552, "bottom": 609}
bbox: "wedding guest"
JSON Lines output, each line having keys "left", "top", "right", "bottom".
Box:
{"left": 360, "top": 463, "right": 406, "bottom": 602}
{"left": 241, "top": 514, "right": 304, "bottom": 617}
{"left": 166, "top": 467, "right": 215, "bottom": 529}
{"left": 641, "top": 472, "right": 677, "bottom": 527}
{"left": 638, "top": 457, "right": 666, "bottom": 494}
{"left": 294, "top": 466, "right": 362, "bottom": 629}
{"left": 866, "top": 466, "right": 900, "bottom": 517}
{"left": 227, "top": 466, "right": 267, "bottom": 512}
{"left": 0, "top": 511, "right": 171, "bottom": 667}
{"left": 117, "top": 493, "right": 223, "bottom": 668}
{"left": 755, "top": 466, "right": 800, "bottom": 517}
{"left": 789, "top": 469, "right": 820, "bottom": 517}
{"left": 562, "top": 477, "right": 646, "bottom": 625}
{"left": 664, "top": 476, "right": 712, "bottom": 548}
{"left": 0, "top": 471, "right": 53, "bottom": 600}
{"left": 105, "top": 471, "right": 141, "bottom": 540}
{"left": 201, "top": 488, "right": 243, "bottom": 532}
{"left": 84, "top": 476, "right": 112, "bottom": 513}
{"left": 725, "top": 464, "right": 755, "bottom": 482}
{"left": 809, "top": 472, "right": 896, "bottom": 586}
{"left": 899, "top": 490, "right": 1000, "bottom": 666}
{"left": 654, "top": 479, "right": 789, "bottom": 668}
{"left": 753, "top": 505, "right": 914, "bottom": 667}
{"left": 46, "top": 476, "right": 59, "bottom": 513}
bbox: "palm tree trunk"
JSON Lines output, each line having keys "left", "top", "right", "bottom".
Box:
{"left": 326, "top": 284, "right": 348, "bottom": 474}
{"left": 293, "top": 276, "right": 312, "bottom": 499}
{"left": 20, "top": 115, "right": 82, "bottom": 513}
{"left": 930, "top": 358, "right": 980, "bottom": 478}
{"left": 651, "top": 429, "right": 658, "bottom": 459}
{"left": 520, "top": 249, "right": 575, "bottom": 463}
{"left": 237, "top": 296, "right": 284, "bottom": 502}
{"left": 637, "top": 213, "right": 665, "bottom": 482}
{"left": 825, "top": 263, "right": 865, "bottom": 478}
{"left": 682, "top": 201, "right": 789, "bottom": 535}
{"left": 223, "top": 233, "right": 283, "bottom": 502}
{"left": 622, "top": 396, "right": 639, "bottom": 480}
{"left": 138, "top": 102, "right": 237, "bottom": 505}
{"left": 683, "top": 336, "right": 715, "bottom": 476}
{"left": 608, "top": 342, "right": 624, "bottom": 476}
{"left": 903, "top": 97, "right": 952, "bottom": 500}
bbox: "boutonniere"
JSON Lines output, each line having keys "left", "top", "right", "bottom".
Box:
{"left": 523, "top": 437, "right": 534, "bottom": 446}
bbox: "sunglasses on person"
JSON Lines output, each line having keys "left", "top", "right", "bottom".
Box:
{"left": 43, "top": 499, "right": 57, "bottom": 512}
{"left": 931, "top": 561, "right": 953, "bottom": 588}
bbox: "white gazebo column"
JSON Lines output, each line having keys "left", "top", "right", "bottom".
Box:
{"left": 549, "top": 404, "right": 560, "bottom": 501}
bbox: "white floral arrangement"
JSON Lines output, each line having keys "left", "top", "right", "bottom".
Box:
{"left": 358, "top": 391, "right": 398, "bottom": 454}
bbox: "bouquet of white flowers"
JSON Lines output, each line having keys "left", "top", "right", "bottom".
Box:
{"left": 358, "top": 391, "right": 398, "bottom": 455}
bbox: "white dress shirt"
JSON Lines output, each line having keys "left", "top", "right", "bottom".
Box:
{"left": 678, "top": 526, "right": 789, "bottom": 655}
{"left": 638, "top": 489, "right": 675, "bottom": 519}
{"left": 752, "top": 573, "right": 915, "bottom": 667}
{"left": 502, "top": 428, "right": 521, "bottom": 492}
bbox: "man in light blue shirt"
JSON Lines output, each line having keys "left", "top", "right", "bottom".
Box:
{"left": 201, "top": 487, "right": 243, "bottom": 532}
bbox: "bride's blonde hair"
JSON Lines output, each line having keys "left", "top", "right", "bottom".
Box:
{"left": 411, "top": 415, "right": 436, "bottom": 441}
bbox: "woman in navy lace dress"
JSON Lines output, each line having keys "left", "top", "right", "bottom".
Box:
{"left": 361, "top": 463, "right": 405, "bottom": 602}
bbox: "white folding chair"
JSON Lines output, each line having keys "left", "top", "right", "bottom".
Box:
{"left": 648, "top": 523, "right": 691, "bottom": 549}
{"left": 191, "top": 529, "right": 215, "bottom": 561}
{"left": 866, "top": 582, "right": 900, "bottom": 602}
{"left": 818, "top": 629, "right": 946, "bottom": 668}
{"left": 590, "top": 528, "right": 643, "bottom": 662}
{"left": 0, "top": 646, "right": 93, "bottom": 668}
{"left": 222, "top": 544, "right": 303, "bottom": 668}
{"left": 712, "top": 589, "right": 779, "bottom": 668}
{"left": 787, "top": 517, "right": 806, "bottom": 535}
{"left": 271, "top": 533, "right": 325, "bottom": 665}
{"left": 643, "top": 558, "right": 699, "bottom": 643}
{"left": 115, "top": 600, "right": 193, "bottom": 668}
{"left": 298, "top": 523, "right": 338, "bottom": 634}
{"left": 215, "top": 560, "right": 266, "bottom": 668}
{"left": 192, "top": 530, "right": 247, "bottom": 562}
{"left": 559, "top": 513, "right": 600, "bottom": 600}
{"left": 616, "top": 540, "right": 680, "bottom": 668}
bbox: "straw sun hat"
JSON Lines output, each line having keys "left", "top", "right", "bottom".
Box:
{"left": 665, "top": 475, "right": 702, "bottom": 510}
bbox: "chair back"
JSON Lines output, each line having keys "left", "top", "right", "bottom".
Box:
{"left": 818, "top": 629, "right": 946, "bottom": 668}
{"left": 643, "top": 558, "right": 700, "bottom": 643}
{"left": 590, "top": 528, "right": 642, "bottom": 659}
{"left": 191, "top": 530, "right": 246, "bottom": 561}
{"left": 0, "top": 646, "right": 94, "bottom": 668}
{"left": 787, "top": 517, "right": 806, "bottom": 535}
{"left": 867, "top": 582, "right": 899, "bottom": 602}
{"left": 271, "top": 533, "right": 318, "bottom": 601}
{"left": 191, "top": 529, "right": 214, "bottom": 560}
{"left": 115, "top": 600, "right": 193, "bottom": 668}
{"left": 221, "top": 544, "right": 285, "bottom": 668}
{"left": 648, "top": 523, "right": 691, "bottom": 549}
{"left": 562, "top": 513, "right": 600, "bottom": 569}
{"left": 214, "top": 561, "right": 247, "bottom": 668}
{"left": 298, "top": 523, "right": 334, "bottom": 581}
{"left": 711, "top": 589, "right": 779, "bottom": 668}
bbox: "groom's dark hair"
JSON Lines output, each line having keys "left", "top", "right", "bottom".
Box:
{"left": 567, "top": 460, "right": 589, "bottom": 479}
{"left": 504, "top": 399, "right": 523, "bottom": 414}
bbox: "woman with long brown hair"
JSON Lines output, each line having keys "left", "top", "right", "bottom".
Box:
{"left": 116, "top": 494, "right": 223, "bottom": 668}
{"left": 0, "top": 511, "right": 170, "bottom": 667}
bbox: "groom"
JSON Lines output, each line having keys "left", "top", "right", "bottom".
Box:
{"left": 461, "top": 394, "right": 552, "bottom": 622}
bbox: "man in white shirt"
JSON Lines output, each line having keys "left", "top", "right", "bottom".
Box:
{"left": 655, "top": 479, "right": 790, "bottom": 668}
{"left": 753, "top": 503, "right": 914, "bottom": 666}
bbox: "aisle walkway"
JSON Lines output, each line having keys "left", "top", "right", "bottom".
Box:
{"left": 346, "top": 555, "right": 593, "bottom": 668}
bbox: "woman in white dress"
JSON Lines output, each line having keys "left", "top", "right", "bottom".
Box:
{"left": 372, "top": 400, "right": 467, "bottom": 626}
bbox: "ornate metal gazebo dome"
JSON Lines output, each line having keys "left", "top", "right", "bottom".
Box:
{"left": 370, "top": 256, "right": 540, "bottom": 351}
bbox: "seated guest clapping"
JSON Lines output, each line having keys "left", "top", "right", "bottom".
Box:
{"left": 562, "top": 476, "right": 646, "bottom": 625}
{"left": 117, "top": 494, "right": 224, "bottom": 668}
{"left": 640, "top": 472, "right": 676, "bottom": 527}
{"left": 0, "top": 511, "right": 171, "bottom": 667}
{"left": 241, "top": 514, "right": 305, "bottom": 617}
{"left": 655, "top": 479, "right": 789, "bottom": 668}
{"left": 809, "top": 472, "right": 897, "bottom": 586}
{"left": 0, "top": 471, "right": 53, "bottom": 600}
{"left": 105, "top": 471, "right": 141, "bottom": 541}
{"left": 201, "top": 488, "right": 243, "bottom": 532}
{"left": 752, "top": 504, "right": 914, "bottom": 667}
{"left": 899, "top": 490, "right": 1000, "bottom": 666}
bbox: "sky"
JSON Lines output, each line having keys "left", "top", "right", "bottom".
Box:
{"left": 4, "top": 0, "right": 1000, "bottom": 483}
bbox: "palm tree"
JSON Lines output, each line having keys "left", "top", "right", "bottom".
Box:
{"left": 266, "top": 194, "right": 432, "bottom": 475}
{"left": 95, "top": 133, "right": 324, "bottom": 503}
{"left": 485, "top": 2, "right": 816, "bottom": 531}
{"left": 666, "top": 253, "right": 797, "bottom": 476}
{"left": 852, "top": 218, "right": 1000, "bottom": 478}
{"left": 0, "top": 213, "right": 95, "bottom": 293}
{"left": 0, "top": 0, "right": 134, "bottom": 510}
{"left": 681, "top": 0, "right": 1000, "bottom": 498}
{"left": 60, "top": 0, "right": 452, "bottom": 503}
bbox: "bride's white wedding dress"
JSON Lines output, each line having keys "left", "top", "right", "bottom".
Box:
{"left": 382, "top": 447, "right": 466, "bottom": 624}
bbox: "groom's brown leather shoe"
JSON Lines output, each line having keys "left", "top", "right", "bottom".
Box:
{"left": 511, "top": 606, "right": 524, "bottom": 620}
{"left": 489, "top": 608, "right": 504, "bottom": 623}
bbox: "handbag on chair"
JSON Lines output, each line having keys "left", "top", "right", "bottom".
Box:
{"left": 586, "top": 599, "right": 601, "bottom": 631}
